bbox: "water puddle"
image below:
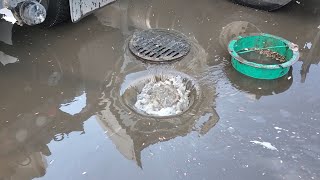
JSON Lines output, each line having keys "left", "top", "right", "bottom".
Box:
{"left": 0, "top": 0, "right": 319, "bottom": 179}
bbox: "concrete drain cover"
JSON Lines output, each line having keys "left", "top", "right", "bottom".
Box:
{"left": 121, "top": 71, "right": 199, "bottom": 117}
{"left": 129, "top": 29, "right": 191, "bottom": 62}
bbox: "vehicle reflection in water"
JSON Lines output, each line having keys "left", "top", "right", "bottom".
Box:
{"left": 0, "top": 151, "right": 47, "bottom": 180}
{"left": 0, "top": 17, "right": 103, "bottom": 179}
{"left": 0, "top": 3, "right": 220, "bottom": 178}
{"left": 0, "top": 16, "right": 14, "bottom": 45}
{"left": 0, "top": 0, "right": 319, "bottom": 179}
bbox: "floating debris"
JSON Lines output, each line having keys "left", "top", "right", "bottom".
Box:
{"left": 257, "top": 49, "right": 286, "bottom": 63}
{"left": 250, "top": 140, "right": 278, "bottom": 151}
{"left": 135, "top": 75, "right": 191, "bottom": 116}
{"left": 304, "top": 42, "right": 312, "bottom": 50}
{"left": 274, "top": 126, "right": 289, "bottom": 132}
{"left": 238, "top": 46, "right": 287, "bottom": 63}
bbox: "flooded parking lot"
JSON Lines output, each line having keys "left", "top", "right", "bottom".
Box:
{"left": 0, "top": 0, "right": 320, "bottom": 179}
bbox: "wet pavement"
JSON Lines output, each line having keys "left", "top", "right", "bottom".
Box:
{"left": 0, "top": 0, "right": 320, "bottom": 179}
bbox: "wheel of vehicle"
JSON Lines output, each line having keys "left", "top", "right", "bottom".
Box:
{"left": 38, "top": 0, "right": 70, "bottom": 27}
{"left": 231, "top": 0, "right": 293, "bottom": 11}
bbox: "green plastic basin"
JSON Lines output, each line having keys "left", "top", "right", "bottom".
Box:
{"left": 228, "top": 33, "right": 300, "bottom": 80}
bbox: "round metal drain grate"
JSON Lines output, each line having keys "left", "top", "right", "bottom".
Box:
{"left": 129, "top": 29, "right": 191, "bottom": 62}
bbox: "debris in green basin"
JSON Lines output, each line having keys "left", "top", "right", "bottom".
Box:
{"left": 239, "top": 48, "right": 286, "bottom": 65}
{"left": 257, "top": 49, "right": 286, "bottom": 62}
{"left": 237, "top": 46, "right": 288, "bottom": 54}
{"left": 228, "top": 33, "right": 300, "bottom": 80}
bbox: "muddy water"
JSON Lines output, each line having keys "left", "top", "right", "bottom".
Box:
{"left": 0, "top": 0, "right": 320, "bottom": 179}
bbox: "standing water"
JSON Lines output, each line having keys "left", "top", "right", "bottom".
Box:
{"left": 0, "top": 0, "right": 319, "bottom": 179}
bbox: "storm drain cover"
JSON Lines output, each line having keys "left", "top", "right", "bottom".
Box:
{"left": 129, "top": 29, "right": 191, "bottom": 62}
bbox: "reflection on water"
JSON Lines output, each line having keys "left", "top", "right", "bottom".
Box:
{"left": 0, "top": 7, "right": 220, "bottom": 177}
{"left": 96, "top": 34, "right": 219, "bottom": 167}
{"left": 0, "top": 0, "right": 319, "bottom": 179}
{"left": 0, "top": 152, "right": 47, "bottom": 180}
{"left": 224, "top": 64, "right": 293, "bottom": 99}
{"left": 300, "top": 29, "right": 320, "bottom": 83}
{"left": 0, "top": 51, "right": 18, "bottom": 66}
{"left": 59, "top": 92, "right": 87, "bottom": 116}
{"left": 219, "top": 21, "right": 261, "bottom": 50}
{"left": 0, "top": 18, "right": 101, "bottom": 179}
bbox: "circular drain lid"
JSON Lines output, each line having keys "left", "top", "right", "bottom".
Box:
{"left": 129, "top": 29, "right": 191, "bottom": 62}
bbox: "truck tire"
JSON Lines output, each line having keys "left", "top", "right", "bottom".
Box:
{"left": 231, "top": 0, "right": 293, "bottom": 11}
{"left": 39, "top": 0, "right": 70, "bottom": 28}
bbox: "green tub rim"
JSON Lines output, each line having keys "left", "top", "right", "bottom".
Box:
{"left": 228, "top": 33, "right": 300, "bottom": 70}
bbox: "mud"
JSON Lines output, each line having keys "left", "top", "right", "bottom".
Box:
{"left": 0, "top": 0, "right": 320, "bottom": 179}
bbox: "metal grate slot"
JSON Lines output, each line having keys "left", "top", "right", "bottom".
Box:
{"left": 129, "top": 29, "right": 191, "bottom": 62}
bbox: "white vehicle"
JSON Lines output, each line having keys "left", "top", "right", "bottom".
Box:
{"left": 1, "top": 0, "right": 115, "bottom": 27}
{"left": 1, "top": 0, "right": 295, "bottom": 27}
